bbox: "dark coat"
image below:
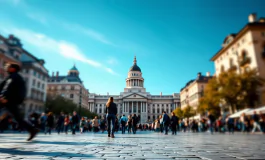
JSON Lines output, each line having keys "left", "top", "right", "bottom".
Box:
{"left": 0, "top": 72, "right": 26, "bottom": 105}
{"left": 105, "top": 102, "right": 117, "bottom": 115}
{"left": 46, "top": 115, "right": 54, "bottom": 127}
{"left": 71, "top": 115, "right": 79, "bottom": 125}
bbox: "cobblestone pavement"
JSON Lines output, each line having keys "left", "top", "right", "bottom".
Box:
{"left": 0, "top": 131, "right": 265, "bottom": 160}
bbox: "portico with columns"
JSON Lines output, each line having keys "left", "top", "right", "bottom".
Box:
{"left": 88, "top": 56, "right": 180, "bottom": 123}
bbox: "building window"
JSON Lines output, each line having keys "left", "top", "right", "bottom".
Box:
{"left": 157, "top": 108, "right": 159, "bottom": 113}
{"left": 71, "top": 86, "right": 74, "bottom": 90}
{"left": 33, "top": 71, "right": 37, "bottom": 76}
{"left": 242, "top": 50, "right": 247, "bottom": 61}
{"left": 62, "top": 86, "right": 65, "bottom": 90}
{"left": 229, "top": 58, "right": 234, "bottom": 67}
{"left": 37, "top": 82, "right": 40, "bottom": 88}
{"left": 32, "top": 79, "right": 36, "bottom": 86}
{"left": 42, "top": 84, "right": 44, "bottom": 89}
{"left": 70, "top": 94, "right": 74, "bottom": 98}
{"left": 221, "top": 65, "right": 225, "bottom": 73}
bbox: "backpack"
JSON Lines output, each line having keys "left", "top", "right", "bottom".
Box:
{"left": 121, "top": 119, "right": 126, "bottom": 125}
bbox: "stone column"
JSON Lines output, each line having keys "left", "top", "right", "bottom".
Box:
{"left": 145, "top": 102, "right": 147, "bottom": 113}
{"left": 141, "top": 102, "right": 143, "bottom": 113}
{"left": 97, "top": 104, "right": 99, "bottom": 114}
{"left": 159, "top": 105, "right": 162, "bottom": 114}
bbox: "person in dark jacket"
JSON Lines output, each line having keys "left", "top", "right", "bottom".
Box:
{"left": 132, "top": 114, "right": 138, "bottom": 134}
{"left": 71, "top": 111, "right": 79, "bottom": 135}
{"left": 170, "top": 112, "right": 179, "bottom": 135}
{"left": 57, "top": 112, "right": 65, "bottom": 134}
{"left": 45, "top": 112, "right": 54, "bottom": 135}
{"left": 162, "top": 111, "right": 170, "bottom": 135}
{"left": 0, "top": 63, "right": 38, "bottom": 141}
{"left": 105, "top": 97, "right": 117, "bottom": 138}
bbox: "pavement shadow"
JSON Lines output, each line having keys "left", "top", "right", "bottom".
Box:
{"left": 0, "top": 148, "right": 95, "bottom": 158}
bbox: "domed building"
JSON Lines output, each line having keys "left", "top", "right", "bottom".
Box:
{"left": 47, "top": 65, "right": 89, "bottom": 109}
{"left": 89, "top": 57, "right": 180, "bottom": 123}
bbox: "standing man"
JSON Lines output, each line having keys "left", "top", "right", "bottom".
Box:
{"left": 208, "top": 111, "right": 215, "bottom": 134}
{"left": 71, "top": 111, "right": 79, "bottom": 135}
{"left": 57, "top": 112, "right": 65, "bottom": 134}
{"left": 119, "top": 114, "right": 127, "bottom": 134}
{"left": 162, "top": 111, "right": 170, "bottom": 135}
{"left": 0, "top": 63, "right": 38, "bottom": 141}
{"left": 132, "top": 114, "right": 138, "bottom": 134}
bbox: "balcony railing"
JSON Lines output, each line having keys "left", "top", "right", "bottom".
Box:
{"left": 262, "top": 51, "right": 265, "bottom": 59}
{"left": 228, "top": 65, "right": 237, "bottom": 72}
{"left": 240, "top": 57, "right": 251, "bottom": 66}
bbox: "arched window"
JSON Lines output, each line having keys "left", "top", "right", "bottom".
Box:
{"left": 229, "top": 58, "right": 234, "bottom": 67}
{"left": 242, "top": 50, "right": 247, "bottom": 61}
{"left": 221, "top": 65, "right": 225, "bottom": 72}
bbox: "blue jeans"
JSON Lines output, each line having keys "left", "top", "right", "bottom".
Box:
{"left": 107, "top": 114, "right": 116, "bottom": 135}
{"left": 121, "top": 125, "right": 126, "bottom": 134}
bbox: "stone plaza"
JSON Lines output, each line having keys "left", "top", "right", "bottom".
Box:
{"left": 0, "top": 132, "right": 264, "bottom": 160}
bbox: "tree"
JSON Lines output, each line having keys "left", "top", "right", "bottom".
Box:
{"left": 173, "top": 107, "right": 183, "bottom": 119}
{"left": 45, "top": 95, "right": 97, "bottom": 118}
{"left": 183, "top": 105, "right": 195, "bottom": 118}
{"left": 197, "top": 77, "right": 221, "bottom": 117}
{"left": 198, "top": 68, "right": 264, "bottom": 115}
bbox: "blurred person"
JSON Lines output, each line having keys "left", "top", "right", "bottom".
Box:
{"left": 127, "top": 115, "right": 132, "bottom": 133}
{"left": 105, "top": 97, "right": 117, "bottom": 138}
{"left": 0, "top": 63, "right": 38, "bottom": 141}
{"left": 45, "top": 112, "right": 54, "bottom": 135}
{"left": 120, "top": 114, "right": 127, "bottom": 134}
{"left": 170, "top": 112, "right": 178, "bottom": 135}
{"left": 226, "top": 115, "right": 234, "bottom": 134}
{"left": 259, "top": 111, "right": 265, "bottom": 133}
{"left": 162, "top": 111, "right": 170, "bottom": 135}
{"left": 80, "top": 117, "right": 86, "bottom": 133}
{"left": 56, "top": 112, "right": 65, "bottom": 134}
{"left": 64, "top": 115, "right": 70, "bottom": 134}
{"left": 92, "top": 116, "right": 99, "bottom": 132}
{"left": 154, "top": 119, "right": 160, "bottom": 132}
{"left": 40, "top": 112, "right": 47, "bottom": 132}
{"left": 159, "top": 115, "right": 164, "bottom": 133}
{"left": 252, "top": 111, "right": 262, "bottom": 133}
{"left": 207, "top": 111, "right": 215, "bottom": 134}
{"left": 132, "top": 114, "right": 138, "bottom": 134}
{"left": 71, "top": 111, "right": 79, "bottom": 135}
{"left": 100, "top": 117, "right": 106, "bottom": 133}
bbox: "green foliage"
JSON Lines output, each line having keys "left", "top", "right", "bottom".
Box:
{"left": 198, "top": 68, "right": 264, "bottom": 114}
{"left": 173, "top": 107, "right": 183, "bottom": 118}
{"left": 45, "top": 95, "right": 97, "bottom": 118}
{"left": 173, "top": 106, "right": 195, "bottom": 119}
{"left": 183, "top": 105, "right": 196, "bottom": 118}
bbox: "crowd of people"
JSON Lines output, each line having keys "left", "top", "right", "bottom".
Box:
{"left": 0, "top": 63, "right": 264, "bottom": 141}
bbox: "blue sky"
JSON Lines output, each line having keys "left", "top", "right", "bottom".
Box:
{"left": 0, "top": 0, "right": 265, "bottom": 95}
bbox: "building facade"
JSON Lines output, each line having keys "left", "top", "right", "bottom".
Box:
{"left": 211, "top": 13, "right": 265, "bottom": 106}
{"left": 0, "top": 34, "right": 49, "bottom": 117}
{"left": 180, "top": 72, "right": 213, "bottom": 110}
{"left": 47, "top": 66, "right": 89, "bottom": 109}
{"left": 88, "top": 57, "right": 180, "bottom": 123}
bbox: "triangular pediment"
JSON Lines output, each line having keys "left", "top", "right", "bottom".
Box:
{"left": 123, "top": 93, "right": 147, "bottom": 99}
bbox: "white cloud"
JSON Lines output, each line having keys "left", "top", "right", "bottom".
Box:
{"left": 107, "top": 57, "right": 118, "bottom": 65}
{"left": 26, "top": 13, "right": 48, "bottom": 25}
{"left": 62, "top": 23, "right": 114, "bottom": 45}
{"left": 0, "top": 26, "right": 117, "bottom": 75}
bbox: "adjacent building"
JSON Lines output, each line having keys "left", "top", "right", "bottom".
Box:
{"left": 88, "top": 57, "right": 180, "bottom": 123}
{"left": 0, "top": 34, "right": 49, "bottom": 117}
{"left": 47, "top": 66, "right": 89, "bottom": 109}
{"left": 180, "top": 72, "right": 213, "bottom": 110}
{"left": 210, "top": 13, "right": 265, "bottom": 106}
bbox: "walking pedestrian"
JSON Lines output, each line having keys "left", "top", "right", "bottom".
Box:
{"left": 162, "top": 111, "right": 170, "bottom": 135}
{"left": 56, "top": 112, "right": 65, "bottom": 134}
{"left": 132, "top": 114, "right": 138, "bottom": 134}
{"left": 127, "top": 115, "right": 132, "bottom": 133}
{"left": 71, "top": 111, "right": 79, "bottom": 135}
{"left": 252, "top": 111, "right": 262, "bottom": 133}
{"left": 105, "top": 97, "right": 117, "bottom": 138}
{"left": 207, "top": 111, "right": 215, "bottom": 134}
{"left": 120, "top": 114, "right": 127, "bottom": 134}
{"left": 45, "top": 112, "right": 54, "bottom": 135}
{"left": 170, "top": 112, "right": 178, "bottom": 135}
{"left": 0, "top": 63, "right": 38, "bottom": 141}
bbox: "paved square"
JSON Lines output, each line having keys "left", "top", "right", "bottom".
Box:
{"left": 0, "top": 131, "right": 264, "bottom": 160}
